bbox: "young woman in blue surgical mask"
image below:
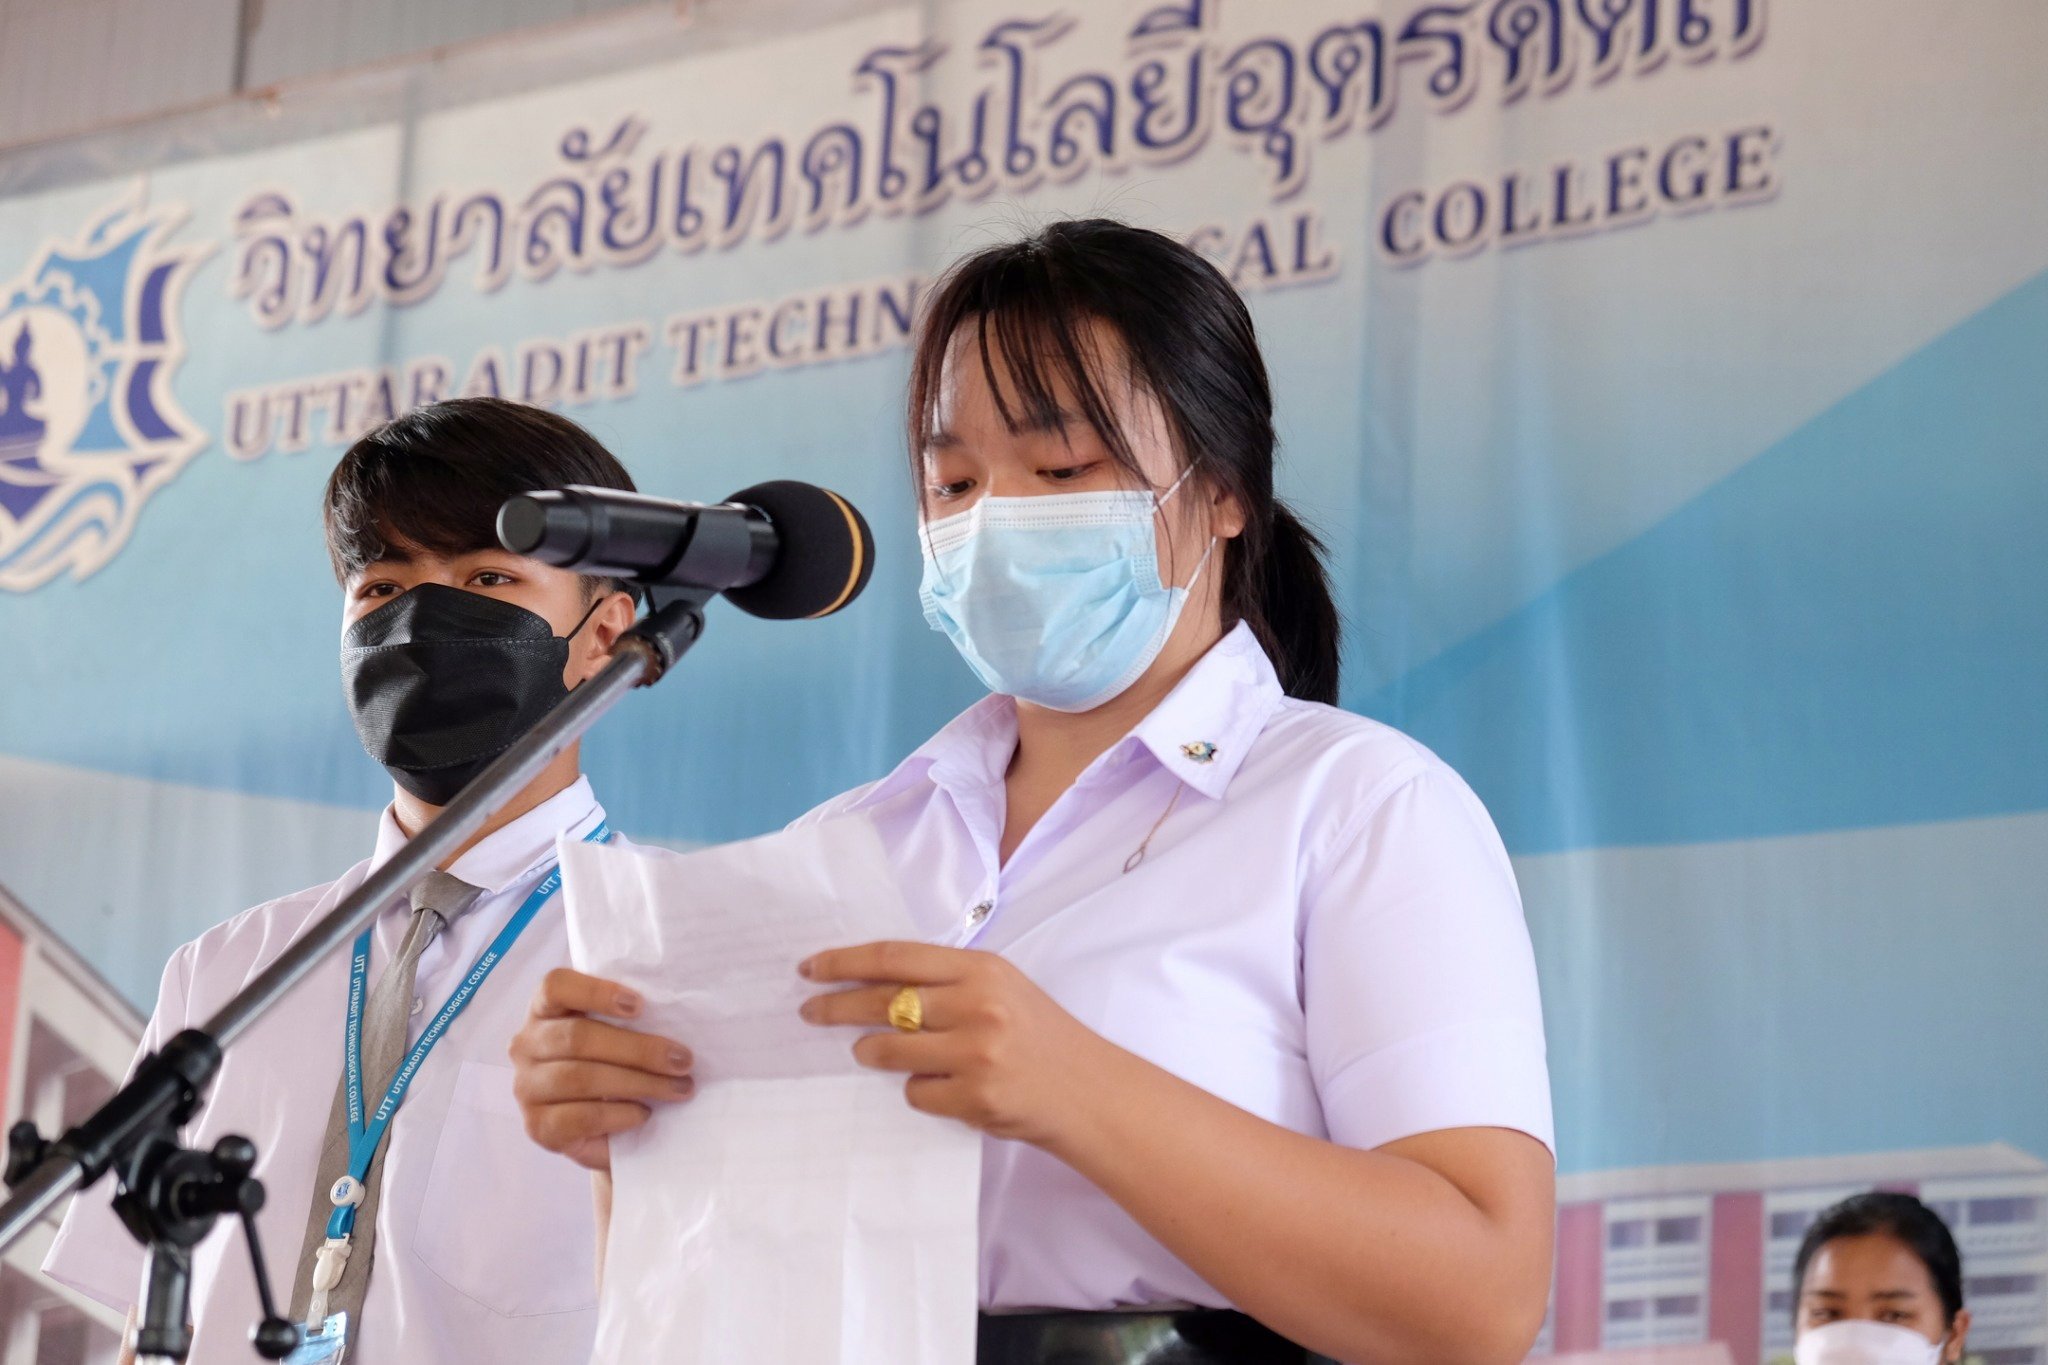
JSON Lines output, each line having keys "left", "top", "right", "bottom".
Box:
{"left": 511, "top": 219, "right": 1557, "bottom": 1365}
{"left": 1793, "top": 1193, "right": 1972, "bottom": 1365}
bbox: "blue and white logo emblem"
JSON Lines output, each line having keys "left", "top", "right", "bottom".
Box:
{"left": 0, "top": 193, "right": 210, "bottom": 592}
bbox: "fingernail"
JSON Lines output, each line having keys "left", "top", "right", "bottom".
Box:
{"left": 614, "top": 990, "right": 642, "bottom": 1015}
{"left": 671, "top": 1076, "right": 695, "bottom": 1097}
{"left": 798, "top": 999, "right": 819, "bottom": 1023}
{"left": 796, "top": 958, "right": 815, "bottom": 979}
{"left": 667, "top": 1047, "right": 692, "bottom": 1071}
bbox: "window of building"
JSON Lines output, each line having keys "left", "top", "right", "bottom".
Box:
{"left": 1967, "top": 1197, "right": 2040, "bottom": 1226}
{"left": 1609, "top": 1219, "right": 1648, "bottom": 1249}
{"left": 1769, "top": 1210, "right": 1813, "bottom": 1240}
{"left": 1654, "top": 1295, "right": 1701, "bottom": 1319}
{"left": 1655, "top": 1215, "right": 1703, "bottom": 1245}
{"left": 1967, "top": 1273, "right": 2041, "bottom": 1297}
{"left": 0, "top": 1283, "right": 122, "bottom": 1365}
{"left": 1606, "top": 1299, "right": 1647, "bottom": 1322}
{"left": 36, "top": 1309, "right": 89, "bottom": 1364}
{"left": 1767, "top": 1289, "right": 1794, "bottom": 1315}
{"left": 20, "top": 1022, "right": 119, "bottom": 1232}
{"left": 1975, "top": 1348, "right": 2041, "bottom": 1365}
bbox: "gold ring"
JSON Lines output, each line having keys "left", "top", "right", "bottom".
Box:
{"left": 886, "top": 984, "right": 924, "bottom": 1033}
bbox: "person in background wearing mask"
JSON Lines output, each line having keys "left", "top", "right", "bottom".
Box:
{"left": 510, "top": 219, "right": 1557, "bottom": 1365}
{"left": 43, "top": 398, "right": 655, "bottom": 1364}
{"left": 1794, "top": 1192, "right": 1972, "bottom": 1365}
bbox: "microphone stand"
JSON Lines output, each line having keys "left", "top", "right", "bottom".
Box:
{"left": 0, "top": 589, "right": 711, "bottom": 1362}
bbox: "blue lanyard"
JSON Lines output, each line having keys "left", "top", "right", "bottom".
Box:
{"left": 326, "top": 821, "right": 610, "bottom": 1239}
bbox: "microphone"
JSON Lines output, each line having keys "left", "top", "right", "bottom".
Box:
{"left": 496, "top": 481, "right": 875, "bottom": 620}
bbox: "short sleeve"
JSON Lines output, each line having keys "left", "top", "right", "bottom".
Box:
{"left": 40, "top": 943, "right": 195, "bottom": 1311}
{"left": 1302, "top": 763, "right": 1554, "bottom": 1155}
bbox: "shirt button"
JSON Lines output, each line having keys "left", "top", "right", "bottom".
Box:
{"left": 966, "top": 900, "right": 993, "bottom": 928}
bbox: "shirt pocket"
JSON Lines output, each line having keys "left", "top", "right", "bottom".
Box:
{"left": 409, "top": 1060, "right": 599, "bottom": 1318}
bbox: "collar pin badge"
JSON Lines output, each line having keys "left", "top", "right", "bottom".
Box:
{"left": 1180, "top": 740, "right": 1217, "bottom": 763}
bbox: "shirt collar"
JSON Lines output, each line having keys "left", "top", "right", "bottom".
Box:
{"left": 852, "top": 621, "right": 1286, "bottom": 809}
{"left": 851, "top": 693, "right": 1015, "bottom": 809}
{"left": 368, "top": 774, "right": 606, "bottom": 897}
{"left": 1124, "top": 621, "right": 1284, "bottom": 799}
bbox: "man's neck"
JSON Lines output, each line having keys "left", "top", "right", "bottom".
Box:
{"left": 390, "top": 745, "right": 584, "bottom": 870}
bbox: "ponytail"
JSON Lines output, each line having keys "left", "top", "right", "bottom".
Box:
{"left": 1241, "top": 503, "right": 1341, "bottom": 704}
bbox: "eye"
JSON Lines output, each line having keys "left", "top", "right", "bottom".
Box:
{"left": 927, "top": 478, "right": 975, "bottom": 502}
{"left": 470, "top": 569, "right": 517, "bottom": 588}
{"left": 1880, "top": 1311, "right": 1912, "bottom": 1324}
{"left": 1041, "top": 462, "right": 1098, "bottom": 483}
{"left": 1808, "top": 1309, "right": 1839, "bottom": 1324}
{"left": 355, "top": 581, "right": 399, "bottom": 601}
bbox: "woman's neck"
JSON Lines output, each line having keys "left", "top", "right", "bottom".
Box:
{"left": 1007, "top": 616, "right": 1225, "bottom": 799}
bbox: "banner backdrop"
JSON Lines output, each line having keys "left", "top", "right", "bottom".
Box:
{"left": 2, "top": 2, "right": 2044, "bottom": 1361}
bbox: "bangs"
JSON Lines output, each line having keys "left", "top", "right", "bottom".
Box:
{"left": 322, "top": 397, "right": 638, "bottom": 588}
{"left": 908, "top": 247, "right": 1152, "bottom": 486}
{"left": 323, "top": 450, "right": 514, "bottom": 581}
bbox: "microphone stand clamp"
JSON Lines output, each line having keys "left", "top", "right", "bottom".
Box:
{"left": 628, "top": 583, "right": 713, "bottom": 679}
{"left": 5, "top": 1031, "right": 299, "bottom": 1362}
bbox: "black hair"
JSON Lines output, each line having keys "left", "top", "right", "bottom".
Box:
{"left": 1792, "top": 1191, "right": 1965, "bottom": 1326}
{"left": 323, "top": 397, "right": 637, "bottom": 601}
{"left": 907, "top": 218, "right": 1342, "bottom": 704}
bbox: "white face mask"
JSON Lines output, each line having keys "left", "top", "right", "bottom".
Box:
{"left": 1795, "top": 1320, "right": 1947, "bottom": 1365}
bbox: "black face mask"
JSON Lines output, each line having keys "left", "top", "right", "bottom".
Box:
{"left": 340, "top": 583, "right": 599, "bottom": 806}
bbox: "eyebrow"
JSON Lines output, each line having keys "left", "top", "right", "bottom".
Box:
{"left": 357, "top": 544, "right": 516, "bottom": 578}
{"left": 1017, "top": 407, "right": 1078, "bottom": 433}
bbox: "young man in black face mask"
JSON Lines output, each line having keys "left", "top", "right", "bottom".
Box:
{"left": 43, "top": 398, "right": 697, "bottom": 1364}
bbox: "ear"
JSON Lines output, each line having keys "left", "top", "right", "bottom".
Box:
{"left": 1208, "top": 484, "right": 1249, "bottom": 541}
{"left": 571, "top": 589, "right": 638, "bottom": 684}
{"left": 1944, "top": 1308, "right": 1970, "bottom": 1363}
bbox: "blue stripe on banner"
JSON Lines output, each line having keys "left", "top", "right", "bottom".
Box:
{"left": 1369, "top": 266, "right": 2048, "bottom": 856}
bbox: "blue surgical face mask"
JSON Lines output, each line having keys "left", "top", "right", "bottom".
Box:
{"left": 918, "top": 469, "right": 1214, "bottom": 712}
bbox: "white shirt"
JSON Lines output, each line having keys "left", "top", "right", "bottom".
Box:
{"left": 797, "top": 622, "right": 1554, "bottom": 1311}
{"left": 44, "top": 778, "right": 611, "bottom": 1364}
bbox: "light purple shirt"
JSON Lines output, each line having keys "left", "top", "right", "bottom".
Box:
{"left": 797, "top": 622, "right": 1553, "bottom": 1311}
{"left": 43, "top": 779, "right": 611, "bottom": 1364}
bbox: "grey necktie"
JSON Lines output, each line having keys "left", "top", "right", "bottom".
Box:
{"left": 290, "top": 870, "right": 483, "bottom": 1330}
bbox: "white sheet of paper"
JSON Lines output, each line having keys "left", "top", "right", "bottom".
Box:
{"left": 561, "top": 818, "right": 981, "bottom": 1365}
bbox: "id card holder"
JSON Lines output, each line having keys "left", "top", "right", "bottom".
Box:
{"left": 284, "top": 1312, "right": 348, "bottom": 1364}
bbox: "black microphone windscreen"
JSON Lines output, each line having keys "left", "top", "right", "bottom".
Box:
{"left": 722, "top": 481, "right": 875, "bottom": 620}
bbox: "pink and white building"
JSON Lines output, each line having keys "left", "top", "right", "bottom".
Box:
{"left": 1531, "top": 1145, "right": 2048, "bottom": 1365}
{"left": 0, "top": 881, "right": 142, "bottom": 1365}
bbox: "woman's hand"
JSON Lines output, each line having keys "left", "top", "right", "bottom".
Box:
{"left": 797, "top": 941, "right": 1114, "bottom": 1147}
{"left": 508, "top": 968, "right": 696, "bottom": 1172}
